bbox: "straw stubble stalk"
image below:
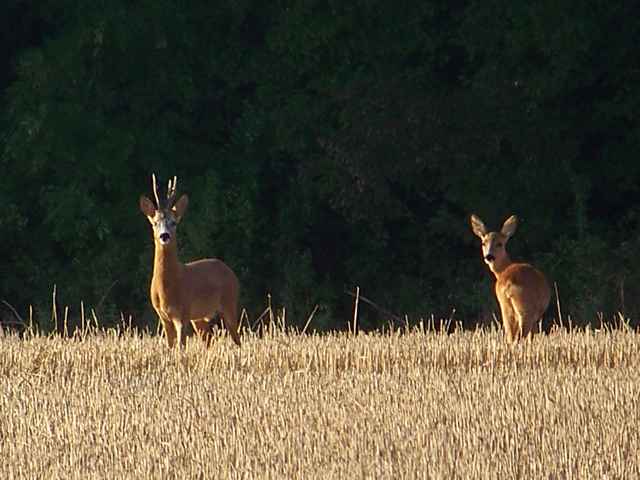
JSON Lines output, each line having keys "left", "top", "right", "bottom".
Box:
{"left": 0, "top": 314, "right": 639, "bottom": 478}
{"left": 351, "top": 286, "right": 360, "bottom": 336}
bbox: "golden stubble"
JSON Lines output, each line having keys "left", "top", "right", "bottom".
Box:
{"left": 0, "top": 326, "right": 639, "bottom": 479}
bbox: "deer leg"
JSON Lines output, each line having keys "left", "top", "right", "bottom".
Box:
{"left": 173, "top": 320, "right": 186, "bottom": 348}
{"left": 192, "top": 318, "right": 213, "bottom": 347}
{"left": 504, "top": 319, "right": 517, "bottom": 344}
{"left": 160, "top": 317, "right": 177, "bottom": 348}
{"left": 221, "top": 302, "right": 241, "bottom": 346}
{"left": 499, "top": 301, "right": 517, "bottom": 344}
{"left": 520, "top": 313, "right": 533, "bottom": 341}
{"left": 516, "top": 307, "right": 539, "bottom": 343}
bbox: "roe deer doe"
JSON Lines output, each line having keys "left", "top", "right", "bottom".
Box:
{"left": 470, "top": 214, "right": 550, "bottom": 343}
{"left": 140, "top": 174, "right": 241, "bottom": 348}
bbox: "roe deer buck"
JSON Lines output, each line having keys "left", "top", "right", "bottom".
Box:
{"left": 140, "top": 174, "right": 241, "bottom": 348}
{"left": 470, "top": 214, "right": 551, "bottom": 343}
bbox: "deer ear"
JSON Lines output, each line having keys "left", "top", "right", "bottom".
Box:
{"left": 172, "top": 194, "right": 189, "bottom": 221}
{"left": 470, "top": 214, "right": 487, "bottom": 238}
{"left": 501, "top": 215, "right": 518, "bottom": 238}
{"left": 139, "top": 195, "right": 156, "bottom": 217}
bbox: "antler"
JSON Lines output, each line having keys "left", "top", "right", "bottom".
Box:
{"left": 151, "top": 173, "right": 178, "bottom": 208}
{"left": 151, "top": 173, "right": 162, "bottom": 208}
{"left": 167, "top": 175, "right": 178, "bottom": 207}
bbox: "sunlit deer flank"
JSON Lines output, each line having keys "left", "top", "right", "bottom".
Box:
{"left": 140, "top": 174, "right": 241, "bottom": 348}
{"left": 470, "top": 214, "right": 551, "bottom": 343}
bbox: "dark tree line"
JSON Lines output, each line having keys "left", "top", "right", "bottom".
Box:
{"left": 2, "top": 0, "right": 640, "bottom": 332}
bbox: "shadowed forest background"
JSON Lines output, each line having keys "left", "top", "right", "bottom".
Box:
{"left": 1, "top": 0, "right": 640, "bottom": 332}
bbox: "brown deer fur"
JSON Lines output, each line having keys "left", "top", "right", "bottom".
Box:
{"left": 470, "top": 214, "right": 551, "bottom": 343}
{"left": 140, "top": 175, "right": 241, "bottom": 348}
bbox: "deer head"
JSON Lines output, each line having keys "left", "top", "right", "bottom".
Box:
{"left": 470, "top": 214, "right": 518, "bottom": 272}
{"left": 140, "top": 174, "right": 189, "bottom": 246}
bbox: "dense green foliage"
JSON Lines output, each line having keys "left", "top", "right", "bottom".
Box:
{"left": 2, "top": 0, "right": 640, "bottom": 331}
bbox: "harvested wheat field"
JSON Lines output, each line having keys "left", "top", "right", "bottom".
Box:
{"left": 0, "top": 325, "right": 639, "bottom": 479}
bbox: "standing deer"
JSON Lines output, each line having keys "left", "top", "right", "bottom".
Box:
{"left": 470, "top": 214, "right": 551, "bottom": 343}
{"left": 140, "top": 174, "right": 241, "bottom": 348}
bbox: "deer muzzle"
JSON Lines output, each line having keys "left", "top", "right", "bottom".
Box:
{"left": 157, "top": 221, "right": 171, "bottom": 245}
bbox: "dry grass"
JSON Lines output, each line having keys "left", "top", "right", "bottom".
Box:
{"left": 0, "top": 324, "right": 639, "bottom": 479}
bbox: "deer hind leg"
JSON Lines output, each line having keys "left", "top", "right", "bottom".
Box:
{"left": 221, "top": 301, "right": 241, "bottom": 346}
{"left": 499, "top": 300, "right": 518, "bottom": 344}
{"left": 527, "top": 309, "right": 545, "bottom": 341}
{"left": 514, "top": 305, "right": 539, "bottom": 342}
{"left": 192, "top": 318, "right": 214, "bottom": 347}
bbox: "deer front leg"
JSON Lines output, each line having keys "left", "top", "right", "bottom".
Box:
{"left": 173, "top": 320, "right": 188, "bottom": 348}
{"left": 160, "top": 317, "right": 177, "bottom": 348}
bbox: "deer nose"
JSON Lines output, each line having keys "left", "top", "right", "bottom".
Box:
{"left": 484, "top": 254, "right": 495, "bottom": 262}
{"left": 159, "top": 232, "right": 171, "bottom": 243}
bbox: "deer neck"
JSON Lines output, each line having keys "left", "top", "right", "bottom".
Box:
{"left": 489, "top": 254, "right": 512, "bottom": 279}
{"left": 152, "top": 241, "right": 183, "bottom": 291}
